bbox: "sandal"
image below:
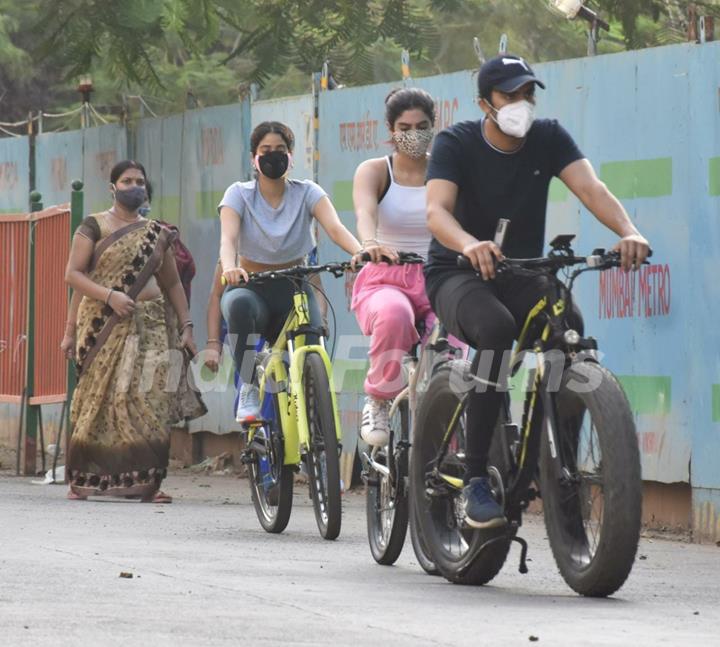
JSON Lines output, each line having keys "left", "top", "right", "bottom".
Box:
{"left": 67, "top": 488, "right": 87, "bottom": 500}
{"left": 148, "top": 490, "right": 172, "bottom": 504}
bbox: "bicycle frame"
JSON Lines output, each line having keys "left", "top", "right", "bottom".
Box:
{"left": 252, "top": 290, "right": 342, "bottom": 466}
{"left": 364, "top": 322, "right": 460, "bottom": 483}
{"left": 433, "top": 276, "right": 574, "bottom": 500}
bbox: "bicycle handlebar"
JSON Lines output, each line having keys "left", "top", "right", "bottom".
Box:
{"left": 220, "top": 251, "right": 424, "bottom": 285}
{"left": 358, "top": 251, "right": 424, "bottom": 264}
{"left": 456, "top": 248, "right": 652, "bottom": 273}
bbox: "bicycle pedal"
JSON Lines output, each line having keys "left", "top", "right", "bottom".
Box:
{"left": 240, "top": 451, "right": 255, "bottom": 465}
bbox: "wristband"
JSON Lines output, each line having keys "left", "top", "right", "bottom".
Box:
{"left": 105, "top": 289, "right": 114, "bottom": 306}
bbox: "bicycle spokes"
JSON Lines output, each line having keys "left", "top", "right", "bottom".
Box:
{"left": 558, "top": 407, "right": 605, "bottom": 564}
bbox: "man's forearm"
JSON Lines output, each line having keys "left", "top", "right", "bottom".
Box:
{"left": 584, "top": 184, "right": 639, "bottom": 239}
{"left": 428, "top": 207, "right": 479, "bottom": 253}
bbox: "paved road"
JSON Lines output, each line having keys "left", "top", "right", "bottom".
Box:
{"left": 1, "top": 472, "right": 718, "bottom": 646}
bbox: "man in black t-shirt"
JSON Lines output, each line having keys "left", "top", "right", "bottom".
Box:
{"left": 425, "top": 54, "right": 650, "bottom": 529}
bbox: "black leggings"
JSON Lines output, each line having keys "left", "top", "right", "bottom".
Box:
{"left": 220, "top": 278, "right": 323, "bottom": 383}
{"left": 426, "top": 269, "right": 583, "bottom": 482}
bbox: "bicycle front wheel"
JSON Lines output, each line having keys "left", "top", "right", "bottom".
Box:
{"left": 303, "top": 352, "right": 342, "bottom": 540}
{"left": 366, "top": 400, "right": 409, "bottom": 565}
{"left": 540, "top": 361, "right": 641, "bottom": 597}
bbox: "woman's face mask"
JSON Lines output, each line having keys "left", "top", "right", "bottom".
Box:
{"left": 113, "top": 184, "right": 147, "bottom": 211}
{"left": 392, "top": 128, "right": 434, "bottom": 159}
{"left": 254, "top": 151, "right": 291, "bottom": 179}
{"left": 488, "top": 99, "right": 535, "bottom": 139}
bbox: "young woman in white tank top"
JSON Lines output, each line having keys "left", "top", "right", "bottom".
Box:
{"left": 351, "top": 87, "right": 436, "bottom": 446}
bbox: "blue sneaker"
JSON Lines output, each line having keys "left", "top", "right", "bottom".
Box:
{"left": 463, "top": 477, "right": 506, "bottom": 529}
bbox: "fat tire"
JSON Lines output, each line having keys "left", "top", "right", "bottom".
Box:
{"left": 410, "top": 360, "right": 511, "bottom": 585}
{"left": 540, "top": 361, "right": 641, "bottom": 597}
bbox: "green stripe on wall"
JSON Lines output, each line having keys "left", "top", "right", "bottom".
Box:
{"left": 155, "top": 195, "right": 181, "bottom": 224}
{"left": 332, "top": 180, "right": 354, "bottom": 212}
{"left": 617, "top": 375, "right": 671, "bottom": 416}
{"left": 712, "top": 384, "right": 720, "bottom": 423}
{"left": 195, "top": 190, "right": 225, "bottom": 219}
{"left": 709, "top": 158, "right": 720, "bottom": 196}
{"left": 548, "top": 178, "right": 569, "bottom": 203}
{"left": 600, "top": 158, "right": 672, "bottom": 199}
{"left": 332, "top": 358, "right": 368, "bottom": 393}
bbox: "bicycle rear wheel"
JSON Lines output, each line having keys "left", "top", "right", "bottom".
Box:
{"left": 540, "top": 361, "right": 641, "bottom": 597}
{"left": 409, "top": 490, "right": 439, "bottom": 575}
{"left": 410, "top": 360, "right": 510, "bottom": 585}
{"left": 303, "top": 352, "right": 342, "bottom": 540}
{"left": 248, "top": 388, "right": 293, "bottom": 534}
{"left": 366, "top": 400, "right": 409, "bottom": 565}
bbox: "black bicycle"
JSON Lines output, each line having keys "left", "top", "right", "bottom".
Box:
{"left": 410, "top": 235, "right": 647, "bottom": 596}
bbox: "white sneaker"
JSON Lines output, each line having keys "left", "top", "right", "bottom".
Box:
{"left": 235, "top": 383, "right": 261, "bottom": 422}
{"left": 360, "top": 397, "right": 391, "bottom": 446}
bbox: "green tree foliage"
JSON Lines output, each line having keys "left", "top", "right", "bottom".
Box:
{"left": 0, "top": 0, "right": 718, "bottom": 123}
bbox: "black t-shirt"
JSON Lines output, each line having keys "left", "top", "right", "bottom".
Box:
{"left": 425, "top": 118, "right": 584, "bottom": 276}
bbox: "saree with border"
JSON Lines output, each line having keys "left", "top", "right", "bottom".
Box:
{"left": 69, "top": 216, "right": 205, "bottom": 499}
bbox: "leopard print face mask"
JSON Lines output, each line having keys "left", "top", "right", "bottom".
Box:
{"left": 391, "top": 128, "right": 434, "bottom": 159}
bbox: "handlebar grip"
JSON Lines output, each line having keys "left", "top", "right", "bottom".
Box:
{"left": 220, "top": 273, "right": 248, "bottom": 286}
{"left": 456, "top": 255, "right": 473, "bottom": 270}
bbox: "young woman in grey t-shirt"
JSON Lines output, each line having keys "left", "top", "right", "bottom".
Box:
{"left": 218, "top": 121, "right": 362, "bottom": 420}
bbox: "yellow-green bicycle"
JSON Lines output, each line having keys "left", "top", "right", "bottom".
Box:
{"left": 231, "top": 263, "right": 349, "bottom": 539}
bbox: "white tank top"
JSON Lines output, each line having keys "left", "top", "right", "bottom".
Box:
{"left": 375, "top": 156, "right": 431, "bottom": 260}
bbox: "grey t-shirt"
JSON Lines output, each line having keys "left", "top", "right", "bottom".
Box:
{"left": 218, "top": 179, "right": 327, "bottom": 264}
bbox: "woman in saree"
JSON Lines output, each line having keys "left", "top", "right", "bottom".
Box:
{"left": 64, "top": 160, "right": 201, "bottom": 503}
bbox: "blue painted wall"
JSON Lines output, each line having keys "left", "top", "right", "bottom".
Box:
{"left": 1, "top": 42, "right": 718, "bottom": 536}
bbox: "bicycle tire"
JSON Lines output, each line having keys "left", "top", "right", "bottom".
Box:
{"left": 409, "top": 490, "right": 439, "bottom": 575}
{"left": 248, "top": 389, "right": 293, "bottom": 534}
{"left": 540, "top": 361, "right": 641, "bottom": 597}
{"left": 366, "top": 400, "right": 409, "bottom": 565}
{"left": 410, "top": 360, "right": 511, "bottom": 585}
{"left": 303, "top": 352, "right": 342, "bottom": 540}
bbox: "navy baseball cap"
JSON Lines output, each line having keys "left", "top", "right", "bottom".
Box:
{"left": 477, "top": 55, "right": 546, "bottom": 98}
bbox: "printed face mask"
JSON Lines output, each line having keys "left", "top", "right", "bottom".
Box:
{"left": 254, "top": 151, "right": 290, "bottom": 179}
{"left": 489, "top": 99, "right": 535, "bottom": 138}
{"left": 392, "top": 128, "right": 434, "bottom": 159}
{"left": 113, "top": 185, "right": 147, "bottom": 211}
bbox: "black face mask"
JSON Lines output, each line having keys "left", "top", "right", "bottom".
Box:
{"left": 255, "top": 151, "right": 289, "bottom": 179}
{"left": 114, "top": 185, "right": 147, "bottom": 211}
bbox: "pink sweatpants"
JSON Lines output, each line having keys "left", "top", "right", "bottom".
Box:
{"left": 352, "top": 263, "right": 433, "bottom": 400}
